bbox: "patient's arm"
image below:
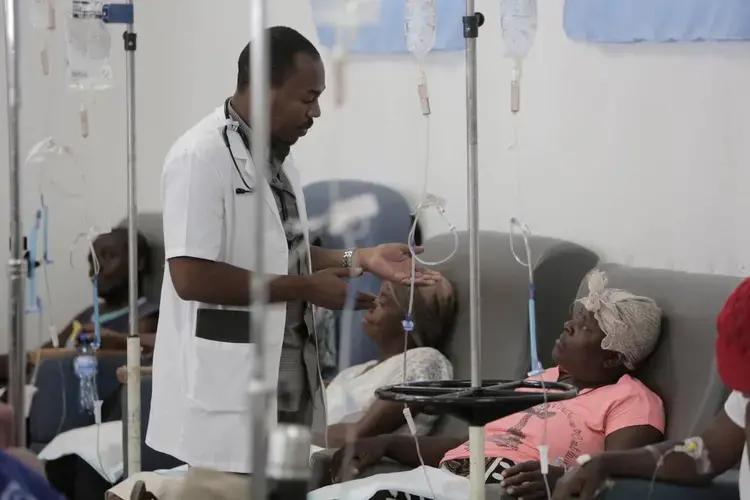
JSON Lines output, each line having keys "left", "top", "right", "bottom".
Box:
{"left": 384, "top": 434, "right": 466, "bottom": 468}
{"left": 325, "top": 400, "right": 427, "bottom": 449}
{"left": 595, "top": 410, "right": 744, "bottom": 486}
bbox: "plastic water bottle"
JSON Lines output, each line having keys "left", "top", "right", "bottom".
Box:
{"left": 500, "top": 0, "right": 538, "bottom": 60}
{"left": 405, "top": 0, "right": 436, "bottom": 60}
{"left": 65, "top": 0, "right": 113, "bottom": 90}
{"left": 74, "top": 341, "right": 99, "bottom": 413}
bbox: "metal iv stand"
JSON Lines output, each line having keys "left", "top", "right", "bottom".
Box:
{"left": 464, "top": 2, "right": 487, "bottom": 499}
{"left": 101, "top": 0, "right": 141, "bottom": 476}
{"left": 3, "top": 0, "right": 27, "bottom": 448}
{"left": 248, "top": 0, "right": 273, "bottom": 498}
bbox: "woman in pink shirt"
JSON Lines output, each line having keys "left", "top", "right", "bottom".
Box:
{"left": 330, "top": 271, "right": 666, "bottom": 499}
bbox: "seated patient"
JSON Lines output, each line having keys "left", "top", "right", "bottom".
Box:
{"left": 56, "top": 227, "right": 159, "bottom": 352}
{"left": 329, "top": 271, "right": 665, "bottom": 499}
{"left": 553, "top": 277, "right": 750, "bottom": 500}
{"left": 324, "top": 276, "right": 458, "bottom": 447}
{"left": 0, "top": 227, "right": 159, "bottom": 385}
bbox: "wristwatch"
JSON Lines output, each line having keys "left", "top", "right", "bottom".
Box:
{"left": 342, "top": 248, "right": 357, "bottom": 268}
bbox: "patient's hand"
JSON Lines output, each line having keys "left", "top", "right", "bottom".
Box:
{"left": 331, "top": 436, "right": 390, "bottom": 483}
{"left": 501, "top": 461, "right": 565, "bottom": 498}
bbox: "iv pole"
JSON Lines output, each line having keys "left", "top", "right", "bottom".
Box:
{"left": 464, "top": 2, "right": 486, "bottom": 499}
{"left": 3, "top": 0, "right": 27, "bottom": 448}
{"left": 123, "top": 0, "right": 142, "bottom": 476}
{"left": 101, "top": 0, "right": 142, "bottom": 476}
{"left": 248, "top": 0, "right": 273, "bottom": 498}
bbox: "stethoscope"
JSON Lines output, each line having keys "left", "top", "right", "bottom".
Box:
{"left": 222, "top": 98, "right": 255, "bottom": 195}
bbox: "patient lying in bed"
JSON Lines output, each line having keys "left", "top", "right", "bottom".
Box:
{"left": 320, "top": 271, "right": 666, "bottom": 500}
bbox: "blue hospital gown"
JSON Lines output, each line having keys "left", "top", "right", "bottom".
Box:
{"left": 0, "top": 450, "right": 64, "bottom": 500}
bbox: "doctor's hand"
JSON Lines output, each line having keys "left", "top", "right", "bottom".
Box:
{"left": 358, "top": 244, "right": 441, "bottom": 286}
{"left": 303, "top": 268, "right": 376, "bottom": 311}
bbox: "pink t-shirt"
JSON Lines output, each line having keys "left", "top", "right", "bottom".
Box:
{"left": 441, "top": 367, "right": 665, "bottom": 468}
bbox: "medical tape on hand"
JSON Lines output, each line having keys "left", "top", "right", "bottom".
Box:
{"left": 673, "top": 437, "right": 712, "bottom": 474}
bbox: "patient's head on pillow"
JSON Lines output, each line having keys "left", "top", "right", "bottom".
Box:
{"left": 716, "top": 277, "right": 750, "bottom": 395}
{"left": 362, "top": 275, "right": 457, "bottom": 353}
{"left": 553, "top": 270, "right": 662, "bottom": 384}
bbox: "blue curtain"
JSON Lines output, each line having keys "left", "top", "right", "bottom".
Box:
{"left": 314, "top": 0, "right": 464, "bottom": 53}
{"left": 564, "top": 0, "right": 750, "bottom": 43}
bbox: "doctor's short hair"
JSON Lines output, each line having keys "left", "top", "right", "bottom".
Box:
{"left": 390, "top": 278, "right": 458, "bottom": 353}
{"left": 237, "top": 26, "right": 321, "bottom": 90}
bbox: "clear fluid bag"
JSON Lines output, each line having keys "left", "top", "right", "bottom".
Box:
{"left": 500, "top": 0, "right": 538, "bottom": 60}
{"left": 311, "top": 0, "right": 382, "bottom": 28}
{"left": 66, "top": 0, "right": 113, "bottom": 90}
{"left": 405, "top": 0, "right": 436, "bottom": 60}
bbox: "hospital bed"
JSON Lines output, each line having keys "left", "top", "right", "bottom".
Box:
{"left": 310, "top": 256, "right": 743, "bottom": 499}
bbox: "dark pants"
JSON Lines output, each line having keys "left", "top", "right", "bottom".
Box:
{"left": 46, "top": 455, "right": 115, "bottom": 500}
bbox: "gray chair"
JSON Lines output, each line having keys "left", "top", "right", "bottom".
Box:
{"left": 578, "top": 264, "right": 739, "bottom": 440}
{"left": 303, "top": 180, "right": 416, "bottom": 370}
{"left": 580, "top": 264, "right": 742, "bottom": 500}
{"left": 310, "top": 231, "right": 599, "bottom": 485}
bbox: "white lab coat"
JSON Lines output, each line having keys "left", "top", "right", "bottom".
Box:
{"left": 146, "top": 106, "right": 313, "bottom": 473}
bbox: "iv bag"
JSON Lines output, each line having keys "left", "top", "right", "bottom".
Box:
{"left": 311, "top": 0, "right": 382, "bottom": 28}
{"left": 405, "top": 0, "right": 436, "bottom": 60}
{"left": 65, "top": 0, "right": 113, "bottom": 90}
{"left": 500, "top": 0, "right": 538, "bottom": 60}
{"left": 30, "top": 0, "right": 56, "bottom": 30}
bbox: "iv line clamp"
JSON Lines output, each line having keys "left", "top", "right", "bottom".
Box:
{"left": 101, "top": 3, "right": 137, "bottom": 52}
{"left": 463, "top": 12, "right": 485, "bottom": 39}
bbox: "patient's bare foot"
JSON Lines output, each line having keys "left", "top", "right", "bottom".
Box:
{"left": 131, "top": 480, "right": 158, "bottom": 500}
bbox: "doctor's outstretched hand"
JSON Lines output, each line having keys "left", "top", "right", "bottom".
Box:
{"left": 303, "top": 267, "right": 376, "bottom": 311}
{"left": 358, "top": 244, "right": 441, "bottom": 286}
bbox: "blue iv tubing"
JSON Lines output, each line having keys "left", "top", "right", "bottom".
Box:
{"left": 26, "top": 210, "right": 42, "bottom": 314}
{"left": 25, "top": 199, "right": 53, "bottom": 314}
{"left": 510, "top": 218, "right": 544, "bottom": 377}
{"left": 90, "top": 273, "right": 102, "bottom": 350}
{"left": 528, "top": 283, "right": 543, "bottom": 376}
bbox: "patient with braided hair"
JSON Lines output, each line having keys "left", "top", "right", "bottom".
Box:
{"left": 326, "top": 270, "right": 666, "bottom": 500}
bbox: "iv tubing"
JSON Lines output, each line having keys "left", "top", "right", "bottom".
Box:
{"left": 509, "top": 218, "right": 543, "bottom": 375}
{"left": 248, "top": 1, "right": 273, "bottom": 497}
{"left": 4, "top": 0, "right": 27, "bottom": 448}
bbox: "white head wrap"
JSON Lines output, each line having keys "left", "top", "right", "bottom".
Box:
{"left": 577, "top": 270, "right": 662, "bottom": 370}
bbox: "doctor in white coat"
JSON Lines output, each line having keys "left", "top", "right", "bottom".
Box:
{"left": 146, "top": 26, "right": 438, "bottom": 475}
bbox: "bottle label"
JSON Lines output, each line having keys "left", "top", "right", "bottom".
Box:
{"left": 74, "top": 355, "right": 97, "bottom": 377}
{"left": 72, "top": 0, "right": 102, "bottom": 20}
